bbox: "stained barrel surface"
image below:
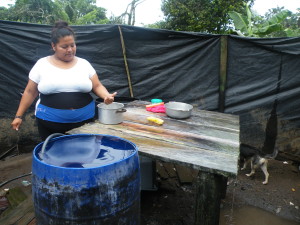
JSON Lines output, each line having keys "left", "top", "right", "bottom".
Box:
{"left": 32, "top": 134, "right": 140, "bottom": 225}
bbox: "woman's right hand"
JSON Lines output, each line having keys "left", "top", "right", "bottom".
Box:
{"left": 11, "top": 118, "right": 22, "bottom": 131}
{"left": 104, "top": 92, "right": 117, "bottom": 104}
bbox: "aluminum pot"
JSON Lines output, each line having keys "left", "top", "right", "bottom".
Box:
{"left": 165, "top": 102, "right": 193, "bottom": 119}
{"left": 97, "top": 102, "right": 126, "bottom": 124}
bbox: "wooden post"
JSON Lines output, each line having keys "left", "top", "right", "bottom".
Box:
{"left": 219, "top": 35, "right": 228, "bottom": 113}
{"left": 194, "top": 171, "right": 223, "bottom": 225}
{"left": 220, "top": 176, "right": 228, "bottom": 199}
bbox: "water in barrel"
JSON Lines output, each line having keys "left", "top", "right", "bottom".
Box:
{"left": 38, "top": 135, "right": 136, "bottom": 168}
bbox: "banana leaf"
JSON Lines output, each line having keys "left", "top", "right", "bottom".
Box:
{"left": 228, "top": 11, "right": 249, "bottom": 34}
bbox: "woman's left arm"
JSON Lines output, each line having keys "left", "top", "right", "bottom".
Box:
{"left": 91, "top": 74, "right": 117, "bottom": 104}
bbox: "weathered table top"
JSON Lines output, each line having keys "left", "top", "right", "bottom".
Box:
{"left": 69, "top": 101, "right": 240, "bottom": 177}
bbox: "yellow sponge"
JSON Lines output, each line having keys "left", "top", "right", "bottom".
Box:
{"left": 147, "top": 116, "right": 164, "bottom": 125}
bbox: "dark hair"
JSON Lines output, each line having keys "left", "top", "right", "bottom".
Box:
{"left": 51, "top": 21, "right": 75, "bottom": 44}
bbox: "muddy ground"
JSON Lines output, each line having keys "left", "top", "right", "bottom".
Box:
{"left": 141, "top": 159, "right": 300, "bottom": 225}
{"left": 0, "top": 151, "right": 299, "bottom": 225}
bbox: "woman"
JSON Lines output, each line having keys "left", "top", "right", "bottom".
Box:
{"left": 11, "top": 21, "right": 116, "bottom": 140}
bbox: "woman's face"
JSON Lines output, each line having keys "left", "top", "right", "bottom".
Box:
{"left": 52, "top": 35, "right": 76, "bottom": 62}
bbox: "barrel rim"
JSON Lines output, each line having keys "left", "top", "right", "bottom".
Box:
{"left": 33, "top": 133, "right": 139, "bottom": 170}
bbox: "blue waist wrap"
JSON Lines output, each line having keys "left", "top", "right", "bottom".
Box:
{"left": 36, "top": 100, "right": 95, "bottom": 123}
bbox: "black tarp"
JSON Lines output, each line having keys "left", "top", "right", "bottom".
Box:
{"left": 0, "top": 20, "right": 300, "bottom": 161}
{"left": 226, "top": 36, "right": 300, "bottom": 159}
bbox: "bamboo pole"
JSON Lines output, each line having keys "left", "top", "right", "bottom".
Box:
{"left": 118, "top": 25, "right": 134, "bottom": 98}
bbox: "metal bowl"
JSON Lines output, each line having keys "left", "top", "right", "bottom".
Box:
{"left": 165, "top": 102, "right": 193, "bottom": 119}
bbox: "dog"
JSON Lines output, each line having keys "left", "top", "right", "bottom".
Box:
{"left": 239, "top": 143, "right": 271, "bottom": 185}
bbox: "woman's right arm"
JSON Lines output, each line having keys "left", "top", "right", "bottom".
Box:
{"left": 11, "top": 79, "right": 39, "bottom": 131}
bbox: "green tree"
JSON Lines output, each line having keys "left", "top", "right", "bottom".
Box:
{"left": 57, "top": 0, "right": 106, "bottom": 24}
{"left": 144, "top": 20, "right": 167, "bottom": 29}
{"left": 0, "top": 6, "right": 10, "bottom": 21}
{"left": 7, "top": 0, "right": 67, "bottom": 24}
{"left": 75, "top": 8, "right": 109, "bottom": 25}
{"left": 0, "top": 0, "right": 107, "bottom": 25}
{"left": 106, "top": 15, "right": 124, "bottom": 25}
{"left": 161, "top": 0, "right": 254, "bottom": 33}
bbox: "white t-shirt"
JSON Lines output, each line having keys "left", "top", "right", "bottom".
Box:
{"left": 29, "top": 57, "right": 96, "bottom": 94}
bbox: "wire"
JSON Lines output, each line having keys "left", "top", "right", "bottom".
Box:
{"left": 0, "top": 172, "right": 32, "bottom": 187}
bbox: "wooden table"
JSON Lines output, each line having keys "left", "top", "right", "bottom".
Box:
{"left": 69, "top": 101, "right": 240, "bottom": 225}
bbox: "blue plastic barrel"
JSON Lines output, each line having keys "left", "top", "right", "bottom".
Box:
{"left": 32, "top": 134, "right": 140, "bottom": 225}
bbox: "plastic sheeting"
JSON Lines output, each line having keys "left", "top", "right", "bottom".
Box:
{"left": 0, "top": 20, "right": 300, "bottom": 161}
{"left": 226, "top": 36, "right": 300, "bottom": 159}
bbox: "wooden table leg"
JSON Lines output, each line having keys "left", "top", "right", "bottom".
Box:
{"left": 194, "top": 171, "right": 225, "bottom": 225}
{"left": 221, "top": 176, "right": 228, "bottom": 199}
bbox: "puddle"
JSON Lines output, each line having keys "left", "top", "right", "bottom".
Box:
{"left": 220, "top": 205, "right": 299, "bottom": 225}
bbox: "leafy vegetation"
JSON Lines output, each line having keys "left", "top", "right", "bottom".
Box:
{"left": 159, "top": 0, "right": 254, "bottom": 34}
{"left": 0, "top": 0, "right": 144, "bottom": 25}
{"left": 228, "top": 3, "right": 300, "bottom": 37}
{"left": 0, "top": 0, "right": 299, "bottom": 37}
{"left": 0, "top": 0, "right": 107, "bottom": 25}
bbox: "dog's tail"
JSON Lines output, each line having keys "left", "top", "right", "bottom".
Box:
{"left": 264, "top": 147, "right": 278, "bottom": 160}
{"left": 240, "top": 143, "right": 278, "bottom": 159}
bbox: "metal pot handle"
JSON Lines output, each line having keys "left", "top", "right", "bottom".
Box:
{"left": 116, "top": 108, "right": 127, "bottom": 113}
